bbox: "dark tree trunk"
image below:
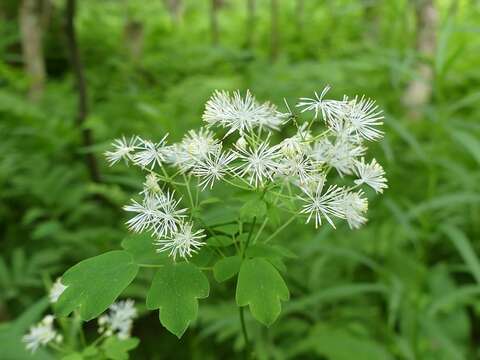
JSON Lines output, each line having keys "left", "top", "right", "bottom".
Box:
{"left": 64, "top": 0, "right": 101, "bottom": 183}
{"left": 19, "top": 0, "right": 46, "bottom": 101}
{"left": 270, "top": 0, "right": 279, "bottom": 62}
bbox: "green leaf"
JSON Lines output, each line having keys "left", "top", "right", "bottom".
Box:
{"left": 121, "top": 233, "right": 171, "bottom": 266}
{"left": 246, "top": 244, "right": 296, "bottom": 259}
{"left": 56, "top": 251, "right": 139, "bottom": 320}
{"left": 451, "top": 129, "right": 480, "bottom": 165}
{"left": 103, "top": 337, "right": 139, "bottom": 360}
{"left": 146, "top": 262, "right": 209, "bottom": 338}
{"left": 190, "top": 246, "right": 218, "bottom": 267}
{"left": 240, "top": 199, "right": 267, "bottom": 221}
{"left": 207, "top": 235, "right": 234, "bottom": 248}
{"left": 61, "top": 354, "right": 83, "bottom": 360}
{"left": 236, "top": 258, "right": 289, "bottom": 326}
{"left": 213, "top": 256, "right": 241, "bottom": 282}
{"left": 443, "top": 225, "right": 480, "bottom": 284}
{"left": 303, "top": 324, "right": 392, "bottom": 360}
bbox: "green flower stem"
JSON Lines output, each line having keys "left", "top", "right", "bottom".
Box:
{"left": 253, "top": 217, "right": 269, "bottom": 244}
{"left": 182, "top": 173, "right": 195, "bottom": 210}
{"left": 242, "top": 217, "right": 257, "bottom": 259}
{"left": 238, "top": 216, "right": 257, "bottom": 358}
{"left": 239, "top": 306, "right": 251, "bottom": 358}
{"left": 48, "top": 342, "right": 67, "bottom": 353}
{"left": 264, "top": 214, "right": 297, "bottom": 244}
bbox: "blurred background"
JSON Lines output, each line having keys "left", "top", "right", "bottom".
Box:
{"left": 1, "top": 0, "right": 479, "bottom": 359}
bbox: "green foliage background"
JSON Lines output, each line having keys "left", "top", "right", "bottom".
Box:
{"left": 1, "top": 0, "right": 480, "bottom": 359}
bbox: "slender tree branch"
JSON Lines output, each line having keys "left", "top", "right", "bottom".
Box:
{"left": 64, "top": 0, "right": 101, "bottom": 183}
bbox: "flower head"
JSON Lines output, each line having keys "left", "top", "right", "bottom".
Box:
{"left": 234, "top": 139, "right": 281, "bottom": 187}
{"left": 191, "top": 148, "right": 236, "bottom": 189}
{"left": 49, "top": 278, "right": 67, "bottom": 304}
{"left": 312, "top": 137, "right": 366, "bottom": 176}
{"left": 23, "top": 315, "right": 61, "bottom": 353}
{"left": 354, "top": 158, "right": 388, "bottom": 193}
{"left": 98, "top": 299, "right": 137, "bottom": 340}
{"left": 346, "top": 96, "right": 384, "bottom": 141}
{"left": 168, "top": 128, "right": 221, "bottom": 172}
{"left": 341, "top": 190, "right": 368, "bottom": 229}
{"left": 203, "top": 90, "right": 287, "bottom": 136}
{"left": 277, "top": 155, "right": 318, "bottom": 186}
{"left": 123, "top": 191, "right": 187, "bottom": 237}
{"left": 154, "top": 222, "right": 206, "bottom": 260}
{"left": 105, "top": 136, "right": 139, "bottom": 166}
{"left": 132, "top": 134, "right": 169, "bottom": 169}
{"left": 296, "top": 86, "right": 346, "bottom": 123}
{"left": 299, "top": 183, "right": 345, "bottom": 228}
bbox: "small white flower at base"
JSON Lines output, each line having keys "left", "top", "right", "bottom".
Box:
{"left": 354, "top": 158, "right": 388, "bottom": 193}
{"left": 154, "top": 222, "right": 206, "bottom": 260}
{"left": 49, "top": 278, "right": 67, "bottom": 304}
{"left": 98, "top": 299, "right": 137, "bottom": 340}
{"left": 299, "top": 183, "right": 346, "bottom": 229}
{"left": 104, "top": 136, "right": 139, "bottom": 166}
{"left": 23, "top": 315, "right": 61, "bottom": 353}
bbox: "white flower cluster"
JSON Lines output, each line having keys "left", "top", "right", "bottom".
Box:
{"left": 22, "top": 315, "right": 62, "bottom": 353}
{"left": 105, "top": 87, "right": 387, "bottom": 260}
{"left": 98, "top": 299, "right": 137, "bottom": 340}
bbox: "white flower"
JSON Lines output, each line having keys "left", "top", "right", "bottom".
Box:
{"left": 346, "top": 96, "right": 384, "bottom": 141}
{"left": 49, "top": 278, "right": 67, "bottom": 304}
{"left": 23, "top": 315, "right": 61, "bottom": 353}
{"left": 191, "top": 149, "right": 236, "bottom": 189}
{"left": 277, "top": 155, "right": 318, "bottom": 186}
{"left": 312, "top": 137, "right": 365, "bottom": 176}
{"left": 296, "top": 86, "right": 346, "bottom": 123}
{"left": 141, "top": 173, "right": 162, "bottom": 196}
{"left": 98, "top": 299, "right": 137, "bottom": 340}
{"left": 299, "top": 183, "right": 345, "bottom": 228}
{"left": 354, "top": 158, "right": 388, "bottom": 193}
{"left": 202, "top": 90, "right": 287, "bottom": 136}
{"left": 168, "top": 128, "right": 221, "bottom": 172}
{"left": 104, "top": 136, "right": 139, "bottom": 166}
{"left": 278, "top": 125, "right": 312, "bottom": 157}
{"left": 123, "top": 191, "right": 187, "bottom": 237}
{"left": 234, "top": 139, "right": 281, "bottom": 187}
{"left": 154, "top": 222, "right": 206, "bottom": 260}
{"left": 341, "top": 190, "right": 368, "bottom": 229}
{"left": 132, "top": 134, "right": 169, "bottom": 169}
